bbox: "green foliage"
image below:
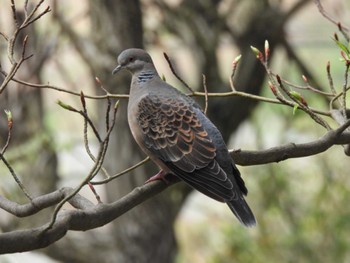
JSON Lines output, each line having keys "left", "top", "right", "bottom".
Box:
{"left": 333, "top": 38, "right": 350, "bottom": 61}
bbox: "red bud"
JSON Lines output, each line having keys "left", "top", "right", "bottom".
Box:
{"left": 268, "top": 82, "right": 277, "bottom": 96}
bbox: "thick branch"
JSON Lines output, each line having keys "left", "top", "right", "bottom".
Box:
{"left": 1, "top": 120, "right": 350, "bottom": 253}
{"left": 0, "top": 180, "right": 170, "bottom": 254}
{"left": 231, "top": 122, "right": 350, "bottom": 165}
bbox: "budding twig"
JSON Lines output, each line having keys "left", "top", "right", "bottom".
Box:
{"left": 229, "top": 54, "right": 241, "bottom": 91}
{"left": 276, "top": 75, "right": 331, "bottom": 130}
{"left": 1, "top": 110, "right": 13, "bottom": 155}
{"left": 0, "top": 0, "right": 51, "bottom": 94}
{"left": 341, "top": 63, "right": 350, "bottom": 119}
{"left": 47, "top": 98, "right": 119, "bottom": 230}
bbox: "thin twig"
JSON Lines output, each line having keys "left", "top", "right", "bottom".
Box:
{"left": 80, "top": 112, "right": 102, "bottom": 143}
{"left": 202, "top": 74, "right": 209, "bottom": 115}
{"left": 0, "top": 69, "right": 129, "bottom": 99}
{"left": 95, "top": 77, "right": 112, "bottom": 131}
{"left": 105, "top": 96, "right": 111, "bottom": 132}
{"left": 338, "top": 23, "right": 350, "bottom": 43}
{"left": 327, "top": 61, "right": 341, "bottom": 111}
{"left": 1, "top": 58, "right": 332, "bottom": 119}
{"left": 251, "top": 46, "right": 334, "bottom": 126}
{"left": 268, "top": 81, "right": 295, "bottom": 108}
{"left": 0, "top": 60, "right": 23, "bottom": 94}
{"left": 163, "top": 52, "right": 194, "bottom": 94}
{"left": 276, "top": 75, "right": 331, "bottom": 130}
{"left": 91, "top": 157, "right": 150, "bottom": 185}
{"left": 0, "top": 32, "right": 9, "bottom": 41}
{"left": 46, "top": 100, "right": 119, "bottom": 229}
{"left": 1, "top": 110, "right": 13, "bottom": 155}
{"left": 10, "top": 0, "right": 19, "bottom": 28}
{"left": 24, "top": 0, "right": 29, "bottom": 15}
{"left": 81, "top": 91, "right": 111, "bottom": 178}
{"left": 326, "top": 61, "right": 337, "bottom": 95}
{"left": 58, "top": 95, "right": 110, "bottom": 178}
{"left": 313, "top": 0, "right": 349, "bottom": 32}
{"left": 330, "top": 86, "right": 350, "bottom": 111}
{"left": 88, "top": 182, "right": 102, "bottom": 204}
{"left": 341, "top": 63, "right": 349, "bottom": 119}
{"left": 23, "top": 0, "right": 49, "bottom": 28}
{"left": 1, "top": 0, "right": 50, "bottom": 93}
{"left": 229, "top": 54, "right": 241, "bottom": 91}
{"left": 0, "top": 154, "right": 33, "bottom": 201}
{"left": 279, "top": 75, "right": 334, "bottom": 97}
{"left": 192, "top": 90, "right": 330, "bottom": 117}
{"left": 46, "top": 143, "right": 105, "bottom": 230}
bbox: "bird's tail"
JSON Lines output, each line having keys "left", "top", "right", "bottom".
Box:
{"left": 226, "top": 198, "right": 256, "bottom": 227}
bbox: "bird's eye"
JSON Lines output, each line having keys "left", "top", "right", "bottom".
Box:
{"left": 129, "top": 57, "right": 134, "bottom": 62}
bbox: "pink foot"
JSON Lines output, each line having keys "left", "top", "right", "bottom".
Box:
{"left": 144, "top": 170, "right": 169, "bottom": 184}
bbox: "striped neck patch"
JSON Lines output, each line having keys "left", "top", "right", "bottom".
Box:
{"left": 137, "top": 71, "right": 155, "bottom": 83}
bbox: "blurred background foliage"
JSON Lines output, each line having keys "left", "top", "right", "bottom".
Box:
{"left": 1, "top": 0, "right": 350, "bottom": 262}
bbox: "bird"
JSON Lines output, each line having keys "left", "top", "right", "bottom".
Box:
{"left": 112, "top": 48, "right": 256, "bottom": 227}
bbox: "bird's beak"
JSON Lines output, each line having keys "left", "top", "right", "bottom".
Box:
{"left": 112, "top": 65, "right": 122, "bottom": 75}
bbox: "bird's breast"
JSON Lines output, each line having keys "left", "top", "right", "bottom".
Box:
{"left": 127, "top": 96, "right": 171, "bottom": 173}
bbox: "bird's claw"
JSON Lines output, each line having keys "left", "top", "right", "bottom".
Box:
{"left": 144, "top": 170, "right": 169, "bottom": 184}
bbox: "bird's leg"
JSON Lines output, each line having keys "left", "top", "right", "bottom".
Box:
{"left": 144, "top": 169, "right": 169, "bottom": 184}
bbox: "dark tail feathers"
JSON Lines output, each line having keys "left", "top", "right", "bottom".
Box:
{"left": 227, "top": 198, "right": 256, "bottom": 227}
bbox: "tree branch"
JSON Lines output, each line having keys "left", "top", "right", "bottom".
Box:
{"left": 313, "top": 0, "right": 349, "bottom": 31}
{"left": 0, "top": 180, "right": 171, "bottom": 254}
{"left": 231, "top": 119, "right": 350, "bottom": 165}
{"left": 1, "top": 118, "right": 350, "bottom": 253}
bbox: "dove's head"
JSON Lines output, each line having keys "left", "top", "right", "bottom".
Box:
{"left": 112, "top": 48, "right": 154, "bottom": 75}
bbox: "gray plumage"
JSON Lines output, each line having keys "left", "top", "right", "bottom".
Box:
{"left": 112, "top": 48, "right": 256, "bottom": 227}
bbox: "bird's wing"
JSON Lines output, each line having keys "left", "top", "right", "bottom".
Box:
{"left": 137, "top": 94, "right": 238, "bottom": 201}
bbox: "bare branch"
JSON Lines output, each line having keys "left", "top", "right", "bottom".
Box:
{"left": 0, "top": 69, "right": 129, "bottom": 99}
{"left": 47, "top": 99, "right": 119, "bottom": 229}
{"left": 0, "top": 154, "right": 33, "bottom": 201}
{"left": 0, "top": 0, "right": 51, "bottom": 93}
{"left": 0, "top": 187, "right": 90, "bottom": 217}
{"left": 276, "top": 75, "right": 331, "bottom": 130}
{"left": 2, "top": 116, "right": 350, "bottom": 253}
{"left": 327, "top": 61, "right": 337, "bottom": 96}
{"left": 1, "top": 110, "right": 13, "bottom": 155}
{"left": 91, "top": 157, "right": 150, "bottom": 185}
{"left": 341, "top": 63, "right": 350, "bottom": 118}
{"left": 229, "top": 54, "right": 241, "bottom": 91}
{"left": 313, "top": 0, "right": 349, "bottom": 31}
{"left": 163, "top": 52, "right": 194, "bottom": 94}
{"left": 202, "top": 74, "right": 208, "bottom": 115}
{"left": 0, "top": 180, "right": 170, "bottom": 254}
{"left": 2, "top": 64, "right": 332, "bottom": 119}
{"left": 280, "top": 75, "right": 333, "bottom": 97}
{"left": 87, "top": 182, "right": 102, "bottom": 204}
{"left": 231, "top": 119, "right": 350, "bottom": 165}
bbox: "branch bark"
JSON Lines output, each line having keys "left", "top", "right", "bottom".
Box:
{"left": 231, "top": 123, "right": 350, "bottom": 165}
{"left": 0, "top": 180, "right": 170, "bottom": 254}
{"left": 1, "top": 120, "right": 350, "bottom": 254}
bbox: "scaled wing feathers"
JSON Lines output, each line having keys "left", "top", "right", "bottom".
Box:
{"left": 137, "top": 95, "right": 237, "bottom": 201}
